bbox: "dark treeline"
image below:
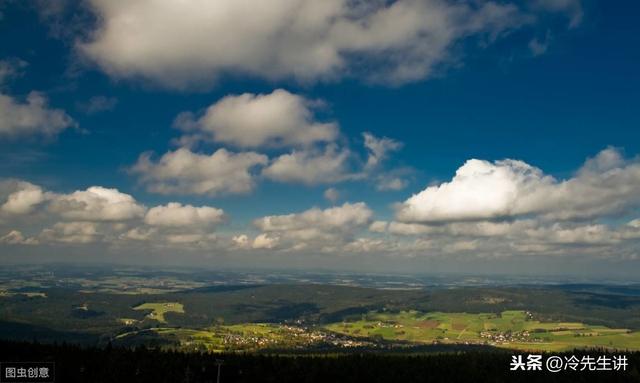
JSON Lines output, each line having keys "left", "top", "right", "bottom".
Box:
{"left": 2, "top": 340, "right": 640, "bottom": 383}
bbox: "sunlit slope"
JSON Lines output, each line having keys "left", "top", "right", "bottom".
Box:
{"left": 325, "top": 310, "right": 640, "bottom": 351}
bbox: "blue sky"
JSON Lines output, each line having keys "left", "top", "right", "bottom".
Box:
{"left": 1, "top": 0, "right": 639, "bottom": 277}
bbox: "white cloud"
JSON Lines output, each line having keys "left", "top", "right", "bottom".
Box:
{"left": 255, "top": 202, "right": 372, "bottom": 232}
{"left": 122, "top": 226, "right": 157, "bottom": 241}
{"left": 362, "top": 133, "right": 409, "bottom": 191}
{"left": 524, "top": 223, "right": 618, "bottom": 245}
{"left": 165, "top": 233, "right": 217, "bottom": 245}
{"left": 144, "top": 202, "right": 225, "bottom": 227}
{"left": 79, "top": 0, "right": 530, "bottom": 88}
{"left": 343, "top": 237, "right": 388, "bottom": 253}
{"left": 386, "top": 219, "right": 537, "bottom": 238}
{"left": 131, "top": 147, "right": 268, "bottom": 196}
{"left": 262, "top": 145, "right": 353, "bottom": 185}
{"left": 0, "top": 91, "right": 76, "bottom": 138}
{"left": 369, "top": 220, "right": 389, "bottom": 233}
{"left": 397, "top": 157, "right": 553, "bottom": 222}
{"left": 175, "top": 89, "right": 338, "bottom": 148}
{"left": 1, "top": 181, "right": 146, "bottom": 223}
{"left": 232, "top": 234, "right": 250, "bottom": 249}
{"left": 0, "top": 230, "right": 38, "bottom": 245}
{"left": 0, "top": 179, "right": 234, "bottom": 251}
{"left": 376, "top": 176, "right": 408, "bottom": 191}
{"left": 363, "top": 132, "right": 402, "bottom": 170}
{"left": 396, "top": 148, "right": 640, "bottom": 223}
{"left": 388, "top": 221, "right": 436, "bottom": 235}
{"left": 40, "top": 221, "right": 101, "bottom": 244}
{"left": 349, "top": 218, "right": 634, "bottom": 258}
{"left": 443, "top": 240, "right": 478, "bottom": 253}
{"left": 324, "top": 187, "right": 340, "bottom": 203}
{"left": 252, "top": 233, "right": 280, "bottom": 249}
{"left": 48, "top": 186, "right": 145, "bottom": 221}
{"left": 252, "top": 202, "right": 372, "bottom": 249}
{"left": 1, "top": 181, "right": 45, "bottom": 214}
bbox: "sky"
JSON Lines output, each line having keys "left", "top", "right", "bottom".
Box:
{"left": 0, "top": 0, "right": 639, "bottom": 278}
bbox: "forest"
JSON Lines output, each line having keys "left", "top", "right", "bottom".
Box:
{"left": 3, "top": 340, "right": 640, "bottom": 383}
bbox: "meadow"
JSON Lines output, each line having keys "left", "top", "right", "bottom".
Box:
{"left": 325, "top": 310, "right": 640, "bottom": 351}
{"left": 133, "top": 302, "right": 185, "bottom": 323}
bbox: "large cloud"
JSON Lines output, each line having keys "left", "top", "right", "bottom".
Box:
{"left": 0, "top": 179, "right": 231, "bottom": 248}
{"left": 131, "top": 148, "right": 268, "bottom": 196}
{"left": 40, "top": 222, "right": 101, "bottom": 244}
{"left": 0, "top": 230, "right": 38, "bottom": 245}
{"left": 175, "top": 89, "right": 338, "bottom": 148}
{"left": 396, "top": 148, "right": 640, "bottom": 223}
{"left": 262, "top": 145, "right": 353, "bottom": 185}
{"left": 0, "top": 181, "right": 46, "bottom": 215}
{"left": 252, "top": 202, "right": 373, "bottom": 249}
{"left": 1, "top": 181, "right": 145, "bottom": 222}
{"left": 48, "top": 186, "right": 145, "bottom": 221}
{"left": 0, "top": 59, "right": 76, "bottom": 138}
{"left": 78, "top": 0, "right": 531, "bottom": 88}
{"left": 0, "top": 91, "right": 76, "bottom": 138}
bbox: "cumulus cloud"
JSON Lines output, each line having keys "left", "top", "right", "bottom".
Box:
{"left": 48, "top": 186, "right": 145, "bottom": 221}
{"left": 175, "top": 89, "right": 338, "bottom": 148}
{"left": 78, "top": 0, "right": 532, "bottom": 88}
{"left": 369, "top": 220, "right": 389, "bottom": 233}
{"left": 256, "top": 202, "right": 372, "bottom": 232}
{"left": 1, "top": 181, "right": 45, "bottom": 214}
{"left": 396, "top": 148, "right": 640, "bottom": 223}
{"left": 397, "top": 157, "right": 552, "bottom": 222}
{"left": 355, "top": 217, "right": 638, "bottom": 258}
{"left": 122, "top": 226, "right": 157, "bottom": 241}
{"left": 231, "top": 234, "right": 250, "bottom": 249}
{"left": 252, "top": 233, "right": 280, "bottom": 250}
{"left": 0, "top": 59, "right": 76, "bottom": 138}
{"left": 0, "top": 91, "right": 76, "bottom": 138}
{"left": 144, "top": 202, "right": 225, "bottom": 227}
{"left": 131, "top": 147, "right": 268, "bottom": 196}
{"left": 0, "top": 179, "right": 234, "bottom": 249}
{"left": 262, "top": 145, "right": 353, "bottom": 185}
{"left": 253, "top": 202, "right": 372, "bottom": 249}
{"left": 165, "top": 233, "right": 217, "bottom": 245}
{"left": 0, "top": 230, "right": 38, "bottom": 245}
{"left": 40, "top": 221, "right": 101, "bottom": 244}
{"left": 1, "top": 181, "right": 146, "bottom": 223}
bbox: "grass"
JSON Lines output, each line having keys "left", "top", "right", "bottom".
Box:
{"left": 116, "top": 323, "right": 334, "bottom": 352}
{"left": 132, "top": 302, "right": 184, "bottom": 323}
{"left": 324, "top": 310, "right": 640, "bottom": 352}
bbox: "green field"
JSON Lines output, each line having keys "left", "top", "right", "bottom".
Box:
{"left": 116, "top": 309, "right": 640, "bottom": 352}
{"left": 133, "top": 302, "right": 184, "bottom": 323}
{"left": 116, "top": 323, "right": 334, "bottom": 352}
{"left": 325, "top": 310, "right": 640, "bottom": 351}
